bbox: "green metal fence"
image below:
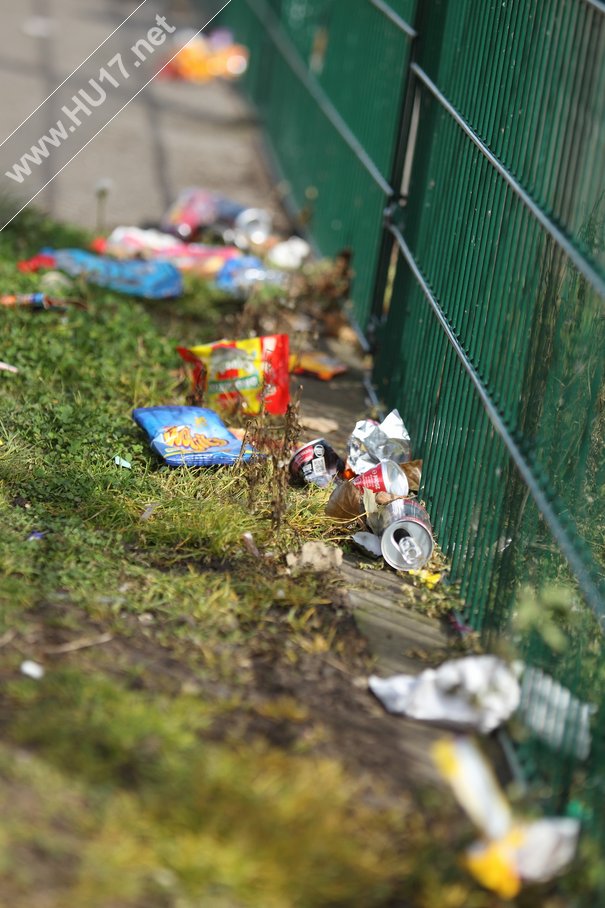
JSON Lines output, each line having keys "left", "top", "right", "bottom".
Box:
{"left": 219, "top": 0, "right": 605, "bottom": 855}
{"left": 220, "top": 0, "right": 417, "bottom": 330}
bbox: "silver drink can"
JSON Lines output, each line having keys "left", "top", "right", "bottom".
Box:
{"left": 369, "top": 498, "right": 434, "bottom": 571}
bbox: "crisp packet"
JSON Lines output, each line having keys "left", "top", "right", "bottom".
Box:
{"left": 177, "top": 335, "right": 290, "bottom": 416}
{"left": 132, "top": 406, "right": 256, "bottom": 466}
{"left": 289, "top": 351, "right": 348, "bottom": 381}
{"left": 20, "top": 249, "right": 183, "bottom": 299}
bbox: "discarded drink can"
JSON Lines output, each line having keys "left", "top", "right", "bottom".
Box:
{"left": 226, "top": 207, "right": 273, "bottom": 248}
{"left": 161, "top": 188, "right": 273, "bottom": 247}
{"left": 352, "top": 460, "right": 409, "bottom": 496}
{"left": 368, "top": 498, "right": 434, "bottom": 572}
{"left": 289, "top": 438, "right": 345, "bottom": 488}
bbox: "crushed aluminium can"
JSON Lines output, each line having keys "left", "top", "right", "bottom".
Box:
{"left": 352, "top": 460, "right": 409, "bottom": 496}
{"left": 289, "top": 438, "right": 345, "bottom": 488}
{"left": 368, "top": 498, "right": 434, "bottom": 571}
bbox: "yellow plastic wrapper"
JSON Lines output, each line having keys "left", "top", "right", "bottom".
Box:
{"left": 178, "top": 335, "right": 290, "bottom": 416}
{"left": 465, "top": 830, "right": 525, "bottom": 899}
{"left": 432, "top": 737, "right": 580, "bottom": 898}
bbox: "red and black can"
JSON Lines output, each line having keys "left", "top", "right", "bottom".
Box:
{"left": 289, "top": 438, "right": 345, "bottom": 488}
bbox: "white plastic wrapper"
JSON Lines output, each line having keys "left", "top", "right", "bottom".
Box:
{"left": 433, "top": 737, "right": 580, "bottom": 896}
{"left": 352, "top": 531, "right": 383, "bottom": 558}
{"left": 348, "top": 409, "right": 411, "bottom": 474}
{"left": 369, "top": 655, "right": 521, "bottom": 734}
{"left": 267, "top": 237, "right": 311, "bottom": 270}
{"left": 432, "top": 736, "right": 512, "bottom": 839}
{"left": 510, "top": 818, "right": 580, "bottom": 883}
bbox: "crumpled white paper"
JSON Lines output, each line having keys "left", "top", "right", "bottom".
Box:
{"left": 348, "top": 409, "right": 411, "bottom": 474}
{"left": 267, "top": 237, "right": 311, "bottom": 270}
{"left": 369, "top": 655, "right": 521, "bottom": 733}
{"left": 509, "top": 818, "right": 580, "bottom": 884}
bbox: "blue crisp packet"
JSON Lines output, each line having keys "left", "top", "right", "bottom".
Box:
{"left": 133, "top": 406, "right": 256, "bottom": 467}
{"left": 41, "top": 248, "right": 183, "bottom": 299}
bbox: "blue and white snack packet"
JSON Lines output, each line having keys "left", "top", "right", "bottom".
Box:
{"left": 42, "top": 248, "right": 183, "bottom": 299}
{"left": 133, "top": 406, "right": 256, "bottom": 467}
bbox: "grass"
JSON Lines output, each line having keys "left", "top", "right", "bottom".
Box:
{"left": 0, "top": 209, "right": 587, "bottom": 907}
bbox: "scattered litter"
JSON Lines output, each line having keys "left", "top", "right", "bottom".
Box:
{"left": 433, "top": 737, "right": 580, "bottom": 898}
{"left": 114, "top": 456, "right": 132, "bottom": 470}
{"left": 369, "top": 655, "right": 521, "bottom": 733}
{"left": 267, "top": 237, "right": 311, "bottom": 270}
{"left": 160, "top": 29, "right": 249, "bottom": 84}
{"left": 289, "top": 351, "right": 348, "bottom": 381}
{"left": 20, "top": 660, "right": 45, "bottom": 680}
{"left": 27, "top": 531, "right": 47, "bottom": 542}
{"left": 348, "top": 409, "right": 412, "bottom": 474}
{"left": 140, "top": 502, "right": 161, "bottom": 521}
{"left": 19, "top": 249, "right": 183, "bottom": 299}
{"left": 178, "top": 335, "right": 290, "bottom": 416}
{"left": 352, "top": 460, "right": 409, "bottom": 496}
{"left": 286, "top": 541, "right": 343, "bottom": 573}
{"left": 215, "top": 256, "right": 284, "bottom": 298}
{"left": 434, "top": 737, "right": 512, "bottom": 838}
{"left": 39, "top": 270, "right": 76, "bottom": 295}
{"left": 518, "top": 666, "right": 596, "bottom": 761}
{"left": 98, "top": 227, "right": 242, "bottom": 277}
{"left": 242, "top": 532, "right": 261, "bottom": 558}
{"left": 367, "top": 495, "right": 434, "bottom": 571}
{"left": 290, "top": 438, "right": 345, "bottom": 488}
{"left": 133, "top": 406, "right": 257, "bottom": 467}
{"left": 0, "top": 361, "right": 19, "bottom": 374}
{"left": 352, "top": 532, "right": 383, "bottom": 558}
{"left": 449, "top": 611, "right": 475, "bottom": 636}
{"left": 161, "top": 188, "right": 272, "bottom": 246}
{"left": 18, "top": 254, "right": 56, "bottom": 273}
{"left": 1, "top": 292, "right": 77, "bottom": 312}
{"left": 408, "top": 568, "right": 442, "bottom": 589}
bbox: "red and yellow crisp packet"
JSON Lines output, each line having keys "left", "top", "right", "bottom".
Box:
{"left": 178, "top": 335, "right": 290, "bottom": 416}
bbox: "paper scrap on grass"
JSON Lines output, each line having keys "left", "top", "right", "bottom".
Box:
{"left": 114, "top": 456, "right": 132, "bottom": 469}
{"left": 21, "top": 660, "right": 45, "bottom": 680}
{"left": 286, "top": 542, "right": 343, "bottom": 573}
{"left": 369, "top": 655, "right": 521, "bottom": 734}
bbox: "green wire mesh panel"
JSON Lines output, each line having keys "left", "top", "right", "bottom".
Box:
{"left": 208, "top": 0, "right": 605, "bottom": 861}
{"left": 220, "top": 0, "right": 417, "bottom": 329}
{"left": 375, "top": 0, "right": 605, "bottom": 850}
